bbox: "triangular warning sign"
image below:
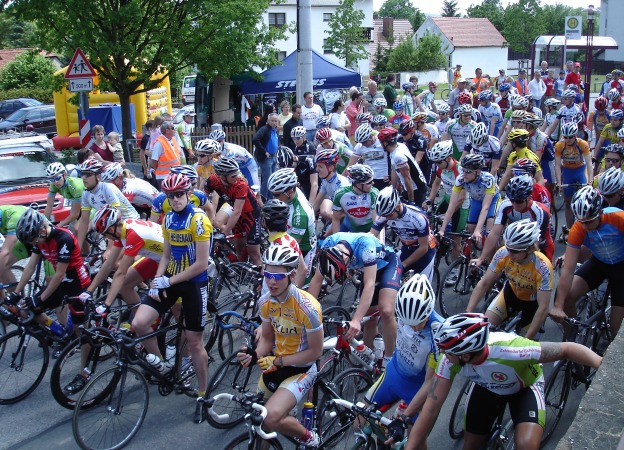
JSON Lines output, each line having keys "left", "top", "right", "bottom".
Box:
{"left": 65, "top": 48, "right": 97, "bottom": 79}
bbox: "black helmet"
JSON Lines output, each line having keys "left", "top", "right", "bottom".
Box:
{"left": 262, "top": 199, "right": 290, "bottom": 228}
{"left": 460, "top": 153, "right": 485, "bottom": 171}
{"left": 16, "top": 208, "right": 47, "bottom": 244}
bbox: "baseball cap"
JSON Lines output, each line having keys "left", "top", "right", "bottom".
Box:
{"left": 457, "top": 78, "right": 467, "bottom": 83}
{"left": 499, "top": 69, "right": 505, "bottom": 74}
{"left": 559, "top": 69, "right": 565, "bottom": 74}
{"left": 519, "top": 69, "right": 526, "bottom": 73}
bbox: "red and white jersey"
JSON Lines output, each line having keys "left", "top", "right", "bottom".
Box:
{"left": 268, "top": 231, "right": 302, "bottom": 256}
{"left": 113, "top": 219, "right": 164, "bottom": 262}
{"left": 122, "top": 177, "right": 159, "bottom": 209}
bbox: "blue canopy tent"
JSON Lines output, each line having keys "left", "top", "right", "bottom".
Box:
{"left": 240, "top": 50, "right": 361, "bottom": 95}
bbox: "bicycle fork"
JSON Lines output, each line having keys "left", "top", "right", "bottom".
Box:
{"left": 11, "top": 334, "right": 31, "bottom": 372}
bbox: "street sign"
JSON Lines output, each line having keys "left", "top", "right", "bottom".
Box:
{"left": 65, "top": 48, "right": 97, "bottom": 79}
{"left": 565, "top": 16, "right": 582, "bottom": 40}
{"left": 68, "top": 77, "right": 94, "bottom": 92}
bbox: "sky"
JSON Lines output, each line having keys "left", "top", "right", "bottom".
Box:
{"left": 372, "top": 0, "right": 597, "bottom": 16}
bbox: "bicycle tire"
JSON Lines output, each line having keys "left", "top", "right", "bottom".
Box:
{"left": 553, "top": 189, "right": 565, "bottom": 212}
{"left": 448, "top": 379, "right": 471, "bottom": 439}
{"left": 541, "top": 361, "right": 570, "bottom": 447}
{"left": 50, "top": 332, "right": 119, "bottom": 409}
{"left": 205, "top": 351, "right": 261, "bottom": 429}
{"left": 495, "top": 418, "right": 516, "bottom": 450}
{"left": 73, "top": 366, "right": 149, "bottom": 450}
{"left": 438, "top": 258, "right": 472, "bottom": 318}
{"left": 319, "top": 306, "right": 355, "bottom": 381}
{"left": 216, "top": 262, "right": 262, "bottom": 299}
{"left": 0, "top": 329, "right": 49, "bottom": 404}
{"left": 224, "top": 432, "right": 284, "bottom": 450}
{"left": 348, "top": 437, "right": 377, "bottom": 450}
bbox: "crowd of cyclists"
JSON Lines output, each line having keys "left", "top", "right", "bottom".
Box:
{"left": 3, "top": 66, "right": 624, "bottom": 450}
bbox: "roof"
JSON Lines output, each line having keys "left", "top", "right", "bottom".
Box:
{"left": 369, "top": 18, "right": 413, "bottom": 69}
{"left": 430, "top": 17, "right": 506, "bottom": 48}
{"left": 533, "top": 35, "right": 618, "bottom": 50}
{"left": 0, "top": 48, "right": 60, "bottom": 70}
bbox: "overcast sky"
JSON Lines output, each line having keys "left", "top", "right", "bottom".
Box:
{"left": 372, "top": 0, "right": 596, "bottom": 16}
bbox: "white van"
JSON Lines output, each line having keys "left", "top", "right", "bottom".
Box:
{"left": 181, "top": 74, "right": 196, "bottom": 105}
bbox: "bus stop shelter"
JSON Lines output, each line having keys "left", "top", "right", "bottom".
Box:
{"left": 531, "top": 35, "right": 618, "bottom": 75}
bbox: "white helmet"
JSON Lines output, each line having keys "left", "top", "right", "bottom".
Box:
{"left": 562, "top": 89, "right": 577, "bottom": 99}
{"left": 427, "top": 141, "right": 453, "bottom": 162}
{"left": 608, "top": 88, "right": 621, "bottom": 101}
{"left": 373, "top": 97, "right": 387, "bottom": 108}
{"left": 267, "top": 168, "right": 298, "bottom": 193}
{"left": 375, "top": 186, "right": 401, "bottom": 217}
{"left": 291, "top": 126, "right": 307, "bottom": 139}
{"left": 571, "top": 185, "right": 603, "bottom": 221}
{"left": 503, "top": 218, "right": 541, "bottom": 250}
{"left": 617, "top": 128, "right": 624, "bottom": 140}
{"left": 262, "top": 244, "right": 300, "bottom": 269}
{"left": 598, "top": 166, "right": 624, "bottom": 196}
{"left": 100, "top": 162, "right": 124, "bottom": 182}
{"left": 395, "top": 273, "right": 435, "bottom": 326}
{"left": 437, "top": 103, "right": 450, "bottom": 114}
{"left": 434, "top": 313, "right": 490, "bottom": 355}
{"left": 470, "top": 122, "right": 489, "bottom": 147}
{"left": 512, "top": 96, "right": 529, "bottom": 108}
{"left": 46, "top": 162, "right": 66, "bottom": 178}
{"left": 354, "top": 124, "right": 374, "bottom": 143}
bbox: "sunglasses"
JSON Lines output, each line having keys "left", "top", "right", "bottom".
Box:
{"left": 513, "top": 170, "right": 528, "bottom": 176}
{"left": 166, "top": 191, "right": 187, "bottom": 200}
{"left": 563, "top": 136, "right": 576, "bottom": 139}
{"left": 50, "top": 174, "right": 63, "bottom": 182}
{"left": 264, "top": 270, "right": 294, "bottom": 281}
{"left": 197, "top": 153, "right": 210, "bottom": 158}
{"left": 462, "top": 169, "right": 476, "bottom": 174}
{"left": 578, "top": 216, "right": 598, "bottom": 224}
{"left": 605, "top": 158, "right": 622, "bottom": 164}
{"left": 511, "top": 198, "right": 527, "bottom": 204}
{"left": 506, "top": 247, "right": 525, "bottom": 254}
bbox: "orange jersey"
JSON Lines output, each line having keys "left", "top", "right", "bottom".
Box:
{"left": 554, "top": 138, "right": 590, "bottom": 169}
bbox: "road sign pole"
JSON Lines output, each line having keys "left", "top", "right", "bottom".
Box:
{"left": 79, "top": 92, "right": 90, "bottom": 148}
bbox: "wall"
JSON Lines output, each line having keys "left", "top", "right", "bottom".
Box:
{"left": 601, "top": 0, "right": 624, "bottom": 62}
{"left": 399, "top": 70, "right": 447, "bottom": 85}
{"left": 451, "top": 47, "right": 509, "bottom": 84}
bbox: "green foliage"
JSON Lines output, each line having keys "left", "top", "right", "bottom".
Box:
{"left": 441, "top": 0, "right": 461, "bottom": 17}
{"left": 502, "top": 0, "right": 545, "bottom": 53}
{"left": 58, "top": 149, "right": 77, "bottom": 166}
{"left": 0, "top": 49, "right": 55, "bottom": 90}
{"left": 376, "top": 0, "right": 425, "bottom": 30}
{"left": 325, "top": 0, "right": 369, "bottom": 69}
{"left": 372, "top": 43, "right": 392, "bottom": 74}
{"left": 387, "top": 33, "right": 446, "bottom": 72}
{"left": 0, "top": 10, "right": 37, "bottom": 49}
{"left": 387, "top": 39, "right": 418, "bottom": 72}
{"left": 0, "top": 88, "right": 53, "bottom": 103}
{"left": 467, "top": 0, "right": 504, "bottom": 30}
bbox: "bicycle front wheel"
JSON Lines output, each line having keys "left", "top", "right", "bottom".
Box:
{"left": 73, "top": 366, "right": 149, "bottom": 450}
{"left": 449, "top": 379, "right": 471, "bottom": 439}
{"left": 541, "top": 361, "right": 570, "bottom": 446}
{"left": 0, "top": 330, "right": 49, "bottom": 404}
{"left": 438, "top": 258, "right": 472, "bottom": 318}
{"left": 224, "top": 432, "right": 284, "bottom": 450}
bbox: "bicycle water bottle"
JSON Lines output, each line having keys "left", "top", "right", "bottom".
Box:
{"left": 301, "top": 402, "right": 315, "bottom": 431}
{"left": 393, "top": 401, "right": 408, "bottom": 419}
{"left": 373, "top": 334, "right": 385, "bottom": 362}
{"left": 165, "top": 344, "right": 176, "bottom": 362}
{"left": 353, "top": 340, "right": 374, "bottom": 365}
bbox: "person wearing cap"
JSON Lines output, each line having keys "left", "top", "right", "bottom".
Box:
{"left": 452, "top": 64, "right": 462, "bottom": 88}
{"left": 448, "top": 78, "right": 468, "bottom": 114}
{"left": 564, "top": 62, "right": 582, "bottom": 91}
{"left": 495, "top": 69, "right": 506, "bottom": 92}
{"left": 554, "top": 69, "right": 566, "bottom": 100}
{"left": 176, "top": 109, "right": 195, "bottom": 162}
{"left": 514, "top": 69, "right": 529, "bottom": 95}
{"left": 600, "top": 73, "right": 614, "bottom": 97}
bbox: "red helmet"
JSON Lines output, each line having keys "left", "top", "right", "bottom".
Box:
{"left": 79, "top": 159, "right": 104, "bottom": 174}
{"left": 458, "top": 92, "right": 472, "bottom": 105}
{"left": 594, "top": 96, "right": 608, "bottom": 111}
{"left": 162, "top": 173, "right": 191, "bottom": 192}
{"left": 429, "top": 82, "right": 437, "bottom": 89}
{"left": 315, "top": 127, "right": 333, "bottom": 143}
{"left": 377, "top": 127, "right": 399, "bottom": 144}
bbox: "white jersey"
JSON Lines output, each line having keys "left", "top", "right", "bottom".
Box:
{"left": 81, "top": 181, "right": 139, "bottom": 220}
{"left": 319, "top": 173, "right": 350, "bottom": 201}
{"left": 352, "top": 138, "right": 388, "bottom": 179}
{"left": 419, "top": 90, "right": 436, "bottom": 111}
{"left": 222, "top": 143, "right": 257, "bottom": 169}
{"left": 435, "top": 118, "right": 450, "bottom": 136}
{"left": 445, "top": 119, "right": 477, "bottom": 157}
{"left": 389, "top": 143, "right": 427, "bottom": 191}
{"left": 121, "top": 177, "right": 159, "bottom": 209}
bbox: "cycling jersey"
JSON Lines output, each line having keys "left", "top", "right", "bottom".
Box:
{"left": 489, "top": 247, "right": 553, "bottom": 301}
{"left": 352, "top": 137, "right": 388, "bottom": 180}
{"left": 435, "top": 118, "right": 450, "bottom": 136}
{"left": 389, "top": 113, "right": 410, "bottom": 130}
{"left": 162, "top": 203, "right": 213, "bottom": 282}
{"left": 567, "top": 207, "right": 624, "bottom": 264}
{"left": 436, "top": 331, "right": 543, "bottom": 395}
{"left": 435, "top": 161, "right": 470, "bottom": 209}
{"left": 113, "top": 219, "right": 164, "bottom": 261}
{"left": 404, "top": 93, "right": 415, "bottom": 116}
{"left": 588, "top": 111, "right": 610, "bottom": 137}
{"left": 495, "top": 95, "right": 511, "bottom": 116}
{"left": 48, "top": 177, "right": 84, "bottom": 203}
{"left": 333, "top": 185, "right": 379, "bottom": 232}
{"left": 544, "top": 112, "right": 560, "bottom": 141}
{"left": 478, "top": 102, "right": 503, "bottom": 136}
{"left": 196, "top": 162, "right": 215, "bottom": 180}
{"left": 529, "top": 130, "right": 553, "bottom": 158}
{"left": 319, "top": 172, "right": 350, "bottom": 201}
{"left": 121, "top": 177, "right": 159, "bottom": 209}
{"left": 151, "top": 189, "right": 207, "bottom": 216}
{"left": 464, "top": 135, "right": 502, "bottom": 167}
{"left": 81, "top": 181, "right": 139, "bottom": 220}
{"left": 532, "top": 184, "right": 552, "bottom": 209}
{"left": 554, "top": 138, "right": 590, "bottom": 169}
{"left": 556, "top": 103, "right": 582, "bottom": 125}
{"left": 452, "top": 171, "right": 498, "bottom": 201}
{"left": 316, "top": 141, "right": 353, "bottom": 175}
{"left": 321, "top": 232, "right": 395, "bottom": 270}
{"left": 287, "top": 188, "right": 316, "bottom": 254}
{"left": 222, "top": 143, "right": 260, "bottom": 187}
{"left": 372, "top": 204, "right": 435, "bottom": 248}
{"left": 205, "top": 175, "right": 260, "bottom": 218}
{"left": 388, "top": 143, "right": 427, "bottom": 197}
{"left": 419, "top": 90, "right": 436, "bottom": 111}
{"left": 33, "top": 226, "right": 90, "bottom": 288}
{"left": 0, "top": 205, "right": 27, "bottom": 235}
{"left": 446, "top": 119, "right": 476, "bottom": 159}
{"left": 293, "top": 141, "right": 317, "bottom": 199}
{"left": 507, "top": 147, "right": 542, "bottom": 174}
{"left": 257, "top": 284, "right": 322, "bottom": 360}
{"left": 599, "top": 123, "right": 622, "bottom": 147}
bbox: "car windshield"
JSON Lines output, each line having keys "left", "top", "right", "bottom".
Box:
{"left": 0, "top": 149, "right": 53, "bottom": 184}
{"left": 183, "top": 77, "right": 196, "bottom": 88}
{"left": 4, "top": 109, "right": 29, "bottom": 122}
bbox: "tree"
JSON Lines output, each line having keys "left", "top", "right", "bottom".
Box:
{"left": 387, "top": 39, "right": 419, "bottom": 72}
{"left": 8, "top": 0, "right": 285, "bottom": 142}
{"left": 0, "top": 49, "right": 55, "bottom": 90}
{"left": 372, "top": 43, "right": 393, "bottom": 74}
{"left": 502, "top": 0, "right": 545, "bottom": 53}
{"left": 376, "top": 0, "right": 425, "bottom": 30}
{"left": 441, "top": 0, "right": 460, "bottom": 18}
{"left": 387, "top": 32, "right": 446, "bottom": 72}
{"left": 467, "top": 0, "right": 504, "bottom": 31}
{"left": 325, "top": 0, "right": 369, "bottom": 69}
{"left": 0, "top": 11, "right": 37, "bottom": 49}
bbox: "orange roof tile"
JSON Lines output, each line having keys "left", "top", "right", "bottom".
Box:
{"left": 430, "top": 17, "right": 506, "bottom": 48}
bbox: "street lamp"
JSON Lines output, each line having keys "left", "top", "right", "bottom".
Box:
{"left": 584, "top": 4, "right": 596, "bottom": 108}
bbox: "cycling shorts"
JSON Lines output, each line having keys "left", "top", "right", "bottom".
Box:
{"left": 132, "top": 257, "right": 159, "bottom": 281}
{"left": 257, "top": 363, "right": 317, "bottom": 404}
{"left": 436, "top": 197, "right": 468, "bottom": 233}
{"left": 575, "top": 256, "right": 624, "bottom": 307}
{"left": 561, "top": 166, "right": 587, "bottom": 198}
{"left": 359, "top": 251, "right": 402, "bottom": 307}
{"left": 541, "top": 160, "right": 555, "bottom": 185}
{"left": 240, "top": 166, "right": 260, "bottom": 188}
{"left": 35, "top": 277, "right": 87, "bottom": 324}
{"left": 486, "top": 282, "right": 539, "bottom": 334}
{"left": 142, "top": 279, "right": 210, "bottom": 332}
{"left": 464, "top": 377, "right": 545, "bottom": 435}
{"left": 399, "top": 245, "right": 436, "bottom": 280}
{"left": 467, "top": 193, "right": 500, "bottom": 224}
{"left": 234, "top": 214, "right": 262, "bottom": 246}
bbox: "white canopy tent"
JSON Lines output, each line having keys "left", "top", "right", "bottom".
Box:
{"left": 531, "top": 35, "right": 618, "bottom": 73}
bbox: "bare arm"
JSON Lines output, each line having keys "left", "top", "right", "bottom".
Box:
{"left": 477, "top": 224, "right": 503, "bottom": 265}
{"left": 466, "top": 267, "right": 499, "bottom": 312}
{"left": 57, "top": 202, "right": 82, "bottom": 228}
{"left": 539, "top": 342, "right": 602, "bottom": 368}
{"left": 87, "top": 245, "right": 123, "bottom": 295}
{"left": 104, "top": 253, "right": 137, "bottom": 306}
{"left": 525, "top": 290, "right": 550, "bottom": 340}
{"left": 406, "top": 376, "right": 453, "bottom": 450}
{"left": 398, "top": 165, "right": 414, "bottom": 202}
{"left": 474, "top": 192, "right": 495, "bottom": 235}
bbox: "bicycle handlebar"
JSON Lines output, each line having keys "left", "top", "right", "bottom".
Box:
{"left": 207, "top": 393, "right": 277, "bottom": 440}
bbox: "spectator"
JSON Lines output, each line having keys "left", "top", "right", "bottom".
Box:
{"left": 256, "top": 102, "right": 276, "bottom": 131}
{"left": 452, "top": 65, "right": 462, "bottom": 88}
{"left": 277, "top": 100, "right": 292, "bottom": 139}
{"left": 89, "top": 124, "right": 115, "bottom": 162}
{"left": 383, "top": 74, "right": 397, "bottom": 106}
{"left": 253, "top": 112, "right": 279, "bottom": 199}
{"left": 301, "top": 91, "right": 324, "bottom": 142}
{"left": 346, "top": 91, "right": 365, "bottom": 145}
{"left": 495, "top": 69, "right": 506, "bottom": 91}
{"left": 564, "top": 62, "right": 583, "bottom": 90}
{"left": 514, "top": 69, "right": 530, "bottom": 95}
{"left": 540, "top": 60, "right": 549, "bottom": 79}
{"left": 329, "top": 100, "right": 348, "bottom": 133}
{"left": 282, "top": 104, "right": 302, "bottom": 151}
{"left": 176, "top": 110, "right": 195, "bottom": 162}
{"left": 150, "top": 122, "right": 182, "bottom": 189}
{"left": 544, "top": 70, "right": 556, "bottom": 102}
{"left": 107, "top": 131, "right": 126, "bottom": 166}
{"left": 363, "top": 80, "right": 384, "bottom": 114}
{"left": 600, "top": 73, "right": 614, "bottom": 97}
{"left": 565, "top": 60, "right": 574, "bottom": 74}
{"left": 554, "top": 69, "right": 566, "bottom": 100}
{"left": 448, "top": 78, "right": 468, "bottom": 114}
{"left": 472, "top": 68, "right": 484, "bottom": 93}
{"left": 139, "top": 120, "right": 157, "bottom": 186}
{"left": 528, "top": 71, "right": 547, "bottom": 108}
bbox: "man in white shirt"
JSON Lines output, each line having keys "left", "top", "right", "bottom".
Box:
{"left": 301, "top": 92, "right": 324, "bottom": 142}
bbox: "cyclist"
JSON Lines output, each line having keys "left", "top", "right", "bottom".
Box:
{"left": 373, "top": 97, "right": 394, "bottom": 120}
{"left": 315, "top": 127, "right": 353, "bottom": 175}
{"left": 389, "top": 101, "right": 410, "bottom": 129}
{"left": 208, "top": 129, "right": 260, "bottom": 188}
{"left": 512, "top": 158, "right": 552, "bottom": 209}
{"left": 44, "top": 162, "right": 84, "bottom": 228}
{"left": 498, "top": 96, "right": 529, "bottom": 141}
{"left": 237, "top": 245, "right": 322, "bottom": 447}
{"left": 402, "top": 82, "right": 416, "bottom": 116}
{"left": 364, "top": 273, "right": 443, "bottom": 425}
{"left": 467, "top": 219, "right": 553, "bottom": 340}
{"left": 101, "top": 162, "right": 159, "bottom": 218}
{"left": 150, "top": 165, "right": 209, "bottom": 223}
{"left": 410, "top": 112, "right": 438, "bottom": 179}
{"left": 204, "top": 158, "right": 262, "bottom": 266}
{"left": 442, "top": 103, "right": 477, "bottom": 160}
{"left": 440, "top": 153, "right": 500, "bottom": 245}
{"left": 524, "top": 114, "right": 556, "bottom": 194}
{"left": 309, "top": 232, "right": 401, "bottom": 365}
{"left": 462, "top": 122, "right": 503, "bottom": 175}
{"left": 598, "top": 167, "right": 624, "bottom": 209}
{"left": 594, "top": 144, "right": 624, "bottom": 189}
{"left": 541, "top": 98, "right": 561, "bottom": 142}
{"left": 415, "top": 82, "right": 438, "bottom": 114}
{"left": 554, "top": 121, "right": 593, "bottom": 229}
{"left": 372, "top": 187, "right": 436, "bottom": 279}
{"left": 544, "top": 88, "right": 582, "bottom": 139}
{"left": 331, "top": 164, "right": 378, "bottom": 235}
{"left": 498, "top": 129, "right": 544, "bottom": 192}
{"left": 399, "top": 119, "right": 431, "bottom": 183}
{"left": 494, "top": 82, "right": 512, "bottom": 116}
{"left": 588, "top": 96, "right": 611, "bottom": 151}
{"left": 434, "top": 103, "right": 452, "bottom": 136}
{"left": 551, "top": 186, "right": 624, "bottom": 338}
{"left": 371, "top": 114, "right": 389, "bottom": 130}
{"left": 477, "top": 90, "right": 503, "bottom": 137}
{"left": 194, "top": 139, "right": 221, "bottom": 190}
{"left": 311, "top": 149, "right": 351, "bottom": 225}
{"left": 289, "top": 126, "right": 319, "bottom": 202}
{"left": 136, "top": 172, "right": 213, "bottom": 423}
{"left": 452, "top": 92, "right": 482, "bottom": 123}
{"left": 406, "top": 313, "right": 602, "bottom": 450}
{"left": 593, "top": 109, "right": 624, "bottom": 175}
{"left": 349, "top": 124, "right": 389, "bottom": 191}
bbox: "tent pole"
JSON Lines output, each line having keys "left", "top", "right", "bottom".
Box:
{"left": 296, "top": 0, "right": 313, "bottom": 105}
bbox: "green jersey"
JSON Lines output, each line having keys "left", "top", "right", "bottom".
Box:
{"left": 287, "top": 188, "right": 316, "bottom": 253}
{"left": 0, "top": 205, "right": 27, "bottom": 235}
{"left": 48, "top": 176, "right": 84, "bottom": 203}
{"left": 334, "top": 141, "right": 353, "bottom": 175}
{"left": 332, "top": 185, "right": 378, "bottom": 232}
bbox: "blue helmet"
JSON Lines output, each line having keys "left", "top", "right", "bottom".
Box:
{"left": 499, "top": 83, "right": 511, "bottom": 92}
{"left": 393, "top": 101, "right": 405, "bottom": 111}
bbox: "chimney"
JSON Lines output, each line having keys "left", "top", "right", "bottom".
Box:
{"left": 382, "top": 17, "right": 393, "bottom": 39}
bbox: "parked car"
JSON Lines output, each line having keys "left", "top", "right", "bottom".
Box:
{"left": 0, "top": 105, "right": 56, "bottom": 135}
{"left": 0, "top": 133, "right": 71, "bottom": 224}
{"left": 181, "top": 74, "right": 196, "bottom": 105}
{"left": 0, "top": 98, "right": 43, "bottom": 120}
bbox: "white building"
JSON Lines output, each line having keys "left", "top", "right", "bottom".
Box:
{"left": 264, "top": 0, "right": 373, "bottom": 76}
{"left": 600, "top": 0, "right": 623, "bottom": 62}
{"left": 413, "top": 17, "right": 508, "bottom": 83}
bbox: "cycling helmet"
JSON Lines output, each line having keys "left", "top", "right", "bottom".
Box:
{"left": 377, "top": 127, "right": 399, "bottom": 144}
{"left": 208, "top": 129, "right": 226, "bottom": 142}
{"left": 276, "top": 146, "right": 295, "bottom": 169}
{"left": 457, "top": 104, "right": 473, "bottom": 115}
{"left": 161, "top": 173, "right": 191, "bottom": 192}
{"left": 100, "top": 162, "right": 124, "bottom": 182}
{"left": 598, "top": 166, "right": 624, "bottom": 196}
{"left": 375, "top": 186, "right": 401, "bottom": 217}
{"left": 510, "top": 110, "right": 528, "bottom": 120}
{"left": 316, "top": 116, "right": 331, "bottom": 129}
{"left": 291, "top": 126, "right": 307, "bottom": 139}
{"left": 508, "top": 128, "right": 530, "bottom": 144}
{"left": 427, "top": 141, "right": 453, "bottom": 162}
{"left": 562, "top": 89, "right": 577, "bottom": 99}
{"left": 437, "top": 103, "right": 451, "bottom": 114}
{"left": 314, "top": 149, "right": 340, "bottom": 166}
{"left": 354, "top": 124, "right": 374, "bottom": 143}
{"left": 522, "top": 114, "right": 545, "bottom": 129}
{"left": 434, "top": 313, "right": 490, "bottom": 355}
{"left": 610, "top": 109, "right": 624, "bottom": 120}
{"left": 402, "top": 82, "right": 415, "bottom": 91}
{"left": 503, "top": 218, "right": 541, "bottom": 250}
{"left": 567, "top": 85, "right": 579, "bottom": 92}
{"left": 470, "top": 122, "right": 489, "bottom": 147}
{"left": 411, "top": 112, "right": 428, "bottom": 123}
{"left": 170, "top": 165, "right": 198, "bottom": 181}
{"left": 498, "top": 83, "right": 511, "bottom": 92}
{"left": 398, "top": 119, "right": 415, "bottom": 136}
{"left": 460, "top": 153, "right": 485, "bottom": 171}
{"left": 605, "top": 142, "right": 624, "bottom": 156}
{"left": 524, "top": 94, "right": 534, "bottom": 101}
{"left": 478, "top": 90, "right": 493, "bottom": 102}
{"left": 15, "top": 208, "right": 47, "bottom": 244}
{"left": 393, "top": 101, "right": 405, "bottom": 111}
{"left": 428, "top": 81, "right": 437, "bottom": 89}
{"left": 571, "top": 186, "right": 603, "bottom": 221}
{"left": 608, "top": 88, "right": 621, "bottom": 101}
{"left": 507, "top": 94, "right": 519, "bottom": 105}
{"left": 267, "top": 168, "right": 298, "bottom": 193}
{"left": 318, "top": 246, "right": 349, "bottom": 284}
{"left": 195, "top": 139, "right": 221, "bottom": 155}
{"left": 262, "top": 199, "right": 290, "bottom": 227}
{"left": 594, "top": 96, "right": 608, "bottom": 111}
{"left": 46, "top": 162, "right": 66, "bottom": 178}
{"left": 212, "top": 158, "right": 240, "bottom": 176}
{"left": 512, "top": 158, "right": 538, "bottom": 176}
{"left": 373, "top": 97, "right": 387, "bottom": 108}
{"left": 92, "top": 206, "right": 120, "bottom": 234}
{"left": 79, "top": 159, "right": 104, "bottom": 174}
{"left": 572, "top": 112, "right": 586, "bottom": 125}
{"left": 512, "top": 96, "right": 529, "bottom": 108}
{"left": 505, "top": 174, "right": 534, "bottom": 200}
{"left": 543, "top": 98, "right": 560, "bottom": 107}
{"left": 458, "top": 93, "right": 472, "bottom": 105}
{"left": 395, "top": 273, "right": 435, "bottom": 326}
{"left": 356, "top": 112, "right": 373, "bottom": 124}
{"left": 560, "top": 121, "right": 578, "bottom": 137}
{"left": 348, "top": 164, "right": 374, "bottom": 184}
{"left": 371, "top": 114, "right": 388, "bottom": 126}
{"left": 315, "top": 127, "right": 333, "bottom": 143}
{"left": 617, "top": 129, "right": 624, "bottom": 140}
{"left": 262, "top": 244, "right": 300, "bottom": 269}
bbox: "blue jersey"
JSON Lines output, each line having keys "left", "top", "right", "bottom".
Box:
{"left": 393, "top": 312, "right": 443, "bottom": 380}
{"left": 321, "top": 232, "right": 394, "bottom": 270}
{"left": 151, "top": 189, "right": 207, "bottom": 216}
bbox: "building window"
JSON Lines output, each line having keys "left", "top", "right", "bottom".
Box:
{"left": 323, "top": 39, "right": 333, "bottom": 54}
{"left": 323, "top": 13, "right": 332, "bottom": 22}
{"left": 269, "top": 13, "right": 285, "bottom": 28}
{"left": 276, "top": 51, "right": 287, "bottom": 62}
